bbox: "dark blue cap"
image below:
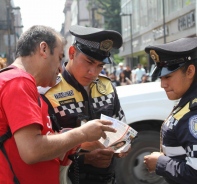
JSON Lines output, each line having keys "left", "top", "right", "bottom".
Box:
{"left": 145, "top": 37, "right": 197, "bottom": 77}
{"left": 69, "top": 25, "right": 123, "bottom": 64}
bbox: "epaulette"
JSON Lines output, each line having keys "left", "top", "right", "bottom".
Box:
{"left": 189, "top": 98, "right": 197, "bottom": 111}
{"left": 98, "top": 74, "right": 111, "bottom": 81}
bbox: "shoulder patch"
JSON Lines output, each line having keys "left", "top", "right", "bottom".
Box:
{"left": 96, "top": 80, "right": 107, "bottom": 95}
{"left": 189, "top": 98, "right": 197, "bottom": 111}
{"left": 189, "top": 115, "right": 197, "bottom": 138}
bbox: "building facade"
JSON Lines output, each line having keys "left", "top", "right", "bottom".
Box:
{"left": 0, "top": 0, "right": 23, "bottom": 66}
{"left": 120, "top": 0, "right": 196, "bottom": 72}
{"left": 61, "top": 0, "right": 104, "bottom": 62}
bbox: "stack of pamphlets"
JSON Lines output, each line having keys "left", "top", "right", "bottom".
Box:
{"left": 99, "top": 114, "right": 138, "bottom": 153}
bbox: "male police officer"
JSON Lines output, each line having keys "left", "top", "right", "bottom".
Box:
{"left": 40, "top": 25, "right": 129, "bottom": 184}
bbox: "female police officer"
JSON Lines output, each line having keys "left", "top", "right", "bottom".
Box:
{"left": 144, "top": 37, "right": 197, "bottom": 184}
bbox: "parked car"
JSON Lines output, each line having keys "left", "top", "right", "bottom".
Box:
{"left": 115, "top": 81, "right": 177, "bottom": 184}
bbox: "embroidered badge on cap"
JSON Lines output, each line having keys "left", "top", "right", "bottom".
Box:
{"left": 100, "top": 40, "right": 113, "bottom": 52}
{"left": 96, "top": 80, "right": 107, "bottom": 95}
{"left": 150, "top": 50, "right": 160, "bottom": 62}
{"left": 189, "top": 115, "right": 197, "bottom": 138}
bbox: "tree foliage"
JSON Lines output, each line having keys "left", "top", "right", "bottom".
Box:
{"left": 113, "top": 54, "right": 124, "bottom": 65}
{"left": 87, "top": 0, "right": 121, "bottom": 34}
{"left": 87, "top": 0, "right": 122, "bottom": 60}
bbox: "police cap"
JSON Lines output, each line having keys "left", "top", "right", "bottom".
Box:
{"left": 145, "top": 37, "right": 197, "bottom": 77}
{"left": 69, "top": 25, "right": 123, "bottom": 64}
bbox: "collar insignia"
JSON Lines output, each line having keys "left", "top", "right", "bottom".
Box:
{"left": 100, "top": 40, "right": 113, "bottom": 52}
{"left": 150, "top": 50, "right": 160, "bottom": 62}
{"left": 96, "top": 80, "right": 107, "bottom": 95}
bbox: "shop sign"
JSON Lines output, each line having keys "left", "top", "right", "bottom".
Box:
{"left": 153, "top": 25, "right": 168, "bottom": 40}
{"left": 178, "top": 11, "right": 195, "bottom": 31}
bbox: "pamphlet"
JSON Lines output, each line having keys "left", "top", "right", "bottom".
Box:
{"left": 99, "top": 114, "right": 138, "bottom": 153}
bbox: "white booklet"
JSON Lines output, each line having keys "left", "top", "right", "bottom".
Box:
{"left": 99, "top": 114, "right": 138, "bottom": 153}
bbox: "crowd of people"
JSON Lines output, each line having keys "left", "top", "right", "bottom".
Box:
{"left": 103, "top": 62, "right": 150, "bottom": 87}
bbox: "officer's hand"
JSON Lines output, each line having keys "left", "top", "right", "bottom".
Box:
{"left": 114, "top": 145, "right": 131, "bottom": 158}
{"left": 84, "top": 148, "right": 114, "bottom": 168}
{"left": 144, "top": 152, "right": 163, "bottom": 173}
{"left": 80, "top": 119, "right": 116, "bottom": 142}
{"left": 81, "top": 141, "right": 105, "bottom": 151}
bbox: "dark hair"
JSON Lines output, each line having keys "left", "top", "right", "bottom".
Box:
{"left": 15, "top": 25, "right": 63, "bottom": 58}
{"left": 180, "top": 59, "right": 197, "bottom": 83}
{"left": 73, "top": 43, "right": 81, "bottom": 56}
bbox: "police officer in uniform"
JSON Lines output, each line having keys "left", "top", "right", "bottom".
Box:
{"left": 144, "top": 37, "right": 197, "bottom": 184}
{"left": 40, "top": 25, "right": 129, "bottom": 184}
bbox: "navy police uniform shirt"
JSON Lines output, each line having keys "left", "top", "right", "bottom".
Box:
{"left": 156, "top": 83, "right": 197, "bottom": 184}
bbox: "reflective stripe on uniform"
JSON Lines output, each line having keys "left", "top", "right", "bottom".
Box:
{"left": 186, "top": 157, "right": 197, "bottom": 170}
{"left": 162, "top": 145, "right": 186, "bottom": 156}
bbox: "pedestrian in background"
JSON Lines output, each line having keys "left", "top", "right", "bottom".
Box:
{"left": 100, "top": 66, "right": 109, "bottom": 76}
{"left": 131, "top": 66, "right": 137, "bottom": 84}
{"left": 123, "top": 65, "right": 132, "bottom": 81}
{"left": 109, "top": 73, "right": 120, "bottom": 87}
{"left": 141, "top": 74, "right": 150, "bottom": 83}
{"left": 0, "top": 25, "right": 116, "bottom": 184}
{"left": 0, "top": 59, "right": 6, "bottom": 69}
{"left": 119, "top": 71, "right": 127, "bottom": 86}
{"left": 144, "top": 37, "right": 197, "bottom": 184}
{"left": 40, "top": 25, "right": 129, "bottom": 184}
{"left": 134, "top": 63, "right": 146, "bottom": 83}
{"left": 116, "top": 62, "right": 124, "bottom": 80}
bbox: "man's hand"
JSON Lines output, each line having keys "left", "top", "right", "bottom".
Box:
{"left": 80, "top": 119, "right": 116, "bottom": 142}
{"left": 84, "top": 148, "right": 114, "bottom": 168}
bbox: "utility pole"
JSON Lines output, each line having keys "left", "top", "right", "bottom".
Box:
{"left": 7, "top": 6, "right": 11, "bottom": 65}
{"left": 6, "top": 6, "right": 20, "bottom": 65}
{"left": 120, "top": 12, "right": 133, "bottom": 68}
{"left": 162, "top": 0, "right": 166, "bottom": 43}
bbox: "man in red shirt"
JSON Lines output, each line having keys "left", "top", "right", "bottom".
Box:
{"left": 0, "top": 25, "right": 116, "bottom": 184}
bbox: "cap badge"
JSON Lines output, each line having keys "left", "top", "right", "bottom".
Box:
{"left": 96, "top": 80, "right": 107, "bottom": 95}
{"left": 100, "top": 40, "right": 113, "bottom": 52}
{"left": 150, "top": 50, "right": 159, "bottom": 62}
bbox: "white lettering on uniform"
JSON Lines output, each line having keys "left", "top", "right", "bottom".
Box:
{"left": 46, "top": 115, "right": 52, "bottom": 129}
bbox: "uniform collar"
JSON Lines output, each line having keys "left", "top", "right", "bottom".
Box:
{"left": 176, "top": 82, "right": 197, "bottom": 109}
{"left": 62, "top": 67, "right": 82, "bottom": 92}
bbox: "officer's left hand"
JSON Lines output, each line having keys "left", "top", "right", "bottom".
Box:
{"left": 84, "top": 148, "right": 114, "bottom": 168}
{"left": 144, "top": 152, "right": 163, "bottom": 172}
{"left": 114, "top": 145, "right": 131, "bottom": 158}
{"left": 81, "top": 141, "right": 105, "bottom": 151}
